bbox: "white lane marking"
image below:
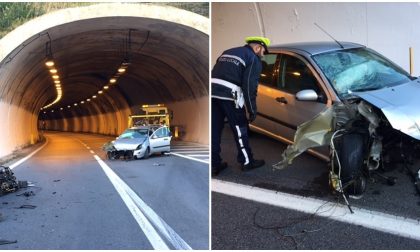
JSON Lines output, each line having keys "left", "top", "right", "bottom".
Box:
{"left": 187, "top": 155, "right": 209, "bottom": 157}
{"left": 94, "top": 155, "right": 169, "bottom": 249}
{"left": 87, "top": 147, "right": 91, "bottom": 150}
{"left": 212, "top": 179, "right": 420, "bottom": 241}
{"left": 10, "top": 138, "right": 49, "bottom": 170}
{"left": 171, "top": 152, "right": 209, "bottom": 164}
{"left": 90, "top": 150, "right": 95, "bottom": 154}
{"left": 171, "top": 146, "right": 209, "bottom": 151}
{"left": 172, "top": 150, "right": 209, "bottom": 154}
{"left": 94, "top": 155, "right": 192, "bottom": 250}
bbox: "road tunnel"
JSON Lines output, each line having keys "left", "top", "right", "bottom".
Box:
{"left": 0, "top": 3, "right": 209, "bottom": 158}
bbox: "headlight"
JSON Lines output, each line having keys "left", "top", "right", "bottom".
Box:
{"left": 136, "top": 144, "right": 142, "bottom": 150}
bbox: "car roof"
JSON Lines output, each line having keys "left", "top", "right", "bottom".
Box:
{"left": 130, "top": 124, "right": 166, "bottom": 130}
{"left": 269, "top": 41, "right": 365, "bottom": 56}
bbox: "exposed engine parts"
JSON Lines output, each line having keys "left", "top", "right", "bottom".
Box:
{"left": 274, "top": 98, "right": 420, "bottom": 200}
{"left": 0, "top": 166, "right": 27, "bottom": 196}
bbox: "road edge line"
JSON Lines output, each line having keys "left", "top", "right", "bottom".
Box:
{"left": 171, "top": 152, "right": 209, "bottom": 164}
{"left": 9, "top": 138, "right": 49, "bottom": 170}
{"left": 212, "top": 179, "right": 420, "bottom": 241}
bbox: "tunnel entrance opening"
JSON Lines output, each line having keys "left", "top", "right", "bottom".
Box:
{"left": 0, "top": 4, "right": 209, "bottom": 158}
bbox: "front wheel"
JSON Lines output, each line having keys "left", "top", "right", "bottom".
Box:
{"left": 338, "top": 133, "right": 367, "bottom": 196}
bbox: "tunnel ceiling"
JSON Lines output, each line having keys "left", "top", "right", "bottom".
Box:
{"left": 0, "top": 15, "right": 208, "bottom": 118}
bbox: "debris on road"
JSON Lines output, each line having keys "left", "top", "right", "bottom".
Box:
{"left": 0, "top": 239, "right": 17, "bottom": 245}
{"left": 16, "top": 191, "right": 35, "bottom": 197}
{"left": 153, "top": 163, "right": 165, "bottom": 166}
{"left": 15, "top": 204, "right": 36, "bottom": 209}
{"left": 53, "top": 179, "right": 61, "bottom": 182}
{"left": 0, "top": 166, "right": 27, "bottom": 196}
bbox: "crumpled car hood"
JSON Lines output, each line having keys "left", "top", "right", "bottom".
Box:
{"left": 353, "top": 79, "right": 420, "bottom": 140}
{"left": 113, "top": 137, "right": 146, "bottom": 150}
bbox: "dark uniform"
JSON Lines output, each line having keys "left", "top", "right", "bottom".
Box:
{"left": 211, "top": 45, "right": 263, "bottom": 172}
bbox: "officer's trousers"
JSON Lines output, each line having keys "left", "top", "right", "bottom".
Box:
{"left": 211, "top": 98, "right": 254, "bottom": 168}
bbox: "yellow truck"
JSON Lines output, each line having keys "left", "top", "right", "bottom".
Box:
{"left": 128, "top": 104, "right": 171, "bottom": 128}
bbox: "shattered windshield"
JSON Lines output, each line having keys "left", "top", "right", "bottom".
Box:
{"left": 119, "top": 129, "right": 148, "bottom": 139}
{"left": 312, "top": 48, "right": 412, "bottom": 97}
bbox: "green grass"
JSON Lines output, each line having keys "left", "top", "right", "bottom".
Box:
{"left": 0, "top": 2, "right": 208, "bottom": 39}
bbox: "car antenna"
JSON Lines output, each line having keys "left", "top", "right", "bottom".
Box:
{"left": 314, "top": 22, "right": 344, "bottom": 49}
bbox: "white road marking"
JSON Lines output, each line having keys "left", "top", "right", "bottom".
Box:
{"left": 94, "top": 155, "right": 169, "bottom": 249}
{"left": 172, "top": 150, "right": 209, "bottom": 154}
{"left": 170, "top": 148, "right": 209, "bottom": 151}
{"left": 9, "top": 138, "right": 49, "bottom": 170}
{"left": 87, "top": 147, "right": 91, "bottom": 150}
{"left": 90, "top": 150, "right": 95, "bottom": 154}
{"left": 170, "top": 152, "right": 209, "bottom": 164}
{"left": 94, "top": 155, "right": 192, "bottom": 250}
{"left": 212, "top": 179, "right": 420, "bottom": 241}
{"left": 187, "top": 154, "right": 209, "bottom": 157}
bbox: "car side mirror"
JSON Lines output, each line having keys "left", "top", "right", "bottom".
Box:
{"left": 296, "top": 89, "right": 318, "bottom": 101}
{"left": 151, "top": 135, "right": 157, "bottom": 139}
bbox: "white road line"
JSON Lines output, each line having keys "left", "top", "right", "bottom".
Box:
{"left": 94, "top": 155, "right": 192, "bottom": 250}
{"left": 171, "top": 153, "right": 209, "bottom": 164}
{"left": 187, "top": 155, "right": 209, "bottom": 157}
{"left": 87, "top": 147, "right": 91, "bottom": 150}
{"left": 89, "top": 150, "right": 95, "bottom": 154}
{"left": 9, "top": 139, "right": 49, "bottom": 170}
{"left": 212, "top": 179, "right": 420, "bottom": 241}
{"left": 170, "top": 148, "right": 209, "bottom": 151}
{"left": 172, "top": 150, "right": 209, "bottom": 154}
{"left": 94, "top": 155, "right": 169, "bottom": 250}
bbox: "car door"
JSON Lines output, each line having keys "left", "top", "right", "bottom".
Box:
{"left": 149, "top": 127, "right": 171, "bottom": 153}
{"left": 252, "top": 51, "right": 330, "bottom": 142}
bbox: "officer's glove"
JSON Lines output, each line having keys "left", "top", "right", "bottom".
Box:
{"left": 248, "top": 112, "right": 257, "bottom": 123}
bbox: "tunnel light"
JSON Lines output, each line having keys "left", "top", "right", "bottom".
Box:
{"left": 109, "top": 78, "right": 117, "bottom": 84}
{"left": 104, "top": 85, "right": 109, "bottom": 89}
{"left": 45, "top": 60, "right": 55, "bottom": 67}
{"left": 292, "top": 72, "right": 301, "bottom": 76}
{"left": 51, "top": 110, "right": 54, "bottom": 112}
{"left": 81, "top": 101, "right": 85, "bottom": 104}
{"left": 67, "top": 105, "right": 71, "bottom": 108}
{"left": 52, "top": 75, "right": 59, "bottom": 79}
{"left": 44, "top": 111, "right": 46, "bottom": 114}
{"left": 60, "top": 108, "right": 63, "bottom": 110}
{"left": 87, "top": 98, "right": 91, "bottom": 102}
{"left": 49, "top": 69, "right": 58, "bottom": 74}
{"left": 117, "top": 67, "right": 126, "bottom": 73}
{"left": 54, "top": 80, "right": 60, "bottom": 84}
{"left": 74, "top": 103, "right": 78, "bottom": 106}
{"left": 98, "top": 90, "right": 103, "bottom": 94}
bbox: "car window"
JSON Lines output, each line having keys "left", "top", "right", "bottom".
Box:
{"left": 153, "top": 128, "right": 166, "bottom": 138}
{"left": 277, "top": 54, "right": 321, "bottom": 95}
{"left": 260, "top": 54, "right": 278, "bottom": 88}
{"left": 119, "top": 129, "right": 148, "bottom": 139}
{"left": 312, "top": 48, "right": 413, "bottom": 97}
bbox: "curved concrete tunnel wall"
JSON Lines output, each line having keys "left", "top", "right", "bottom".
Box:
{"left": 0, "top": 3, "right": 209, "bottom": 157}
{"left": 212, "top": 2, "right": 420, "bottom": 75}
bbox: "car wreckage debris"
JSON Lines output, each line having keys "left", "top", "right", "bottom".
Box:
{"left": 0, "top": 166, "right": 28, "bottom": 196}
{"left": 273, "top": 99, "right": 420, "bottom": 199}
{"left": 0, "top": 239, "right": 17, "bottom": 245}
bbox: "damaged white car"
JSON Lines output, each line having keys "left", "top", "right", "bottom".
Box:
{"left": 252, "top": 41, "right": 420, "bottom": 198}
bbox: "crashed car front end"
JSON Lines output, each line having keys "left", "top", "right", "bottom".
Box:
{"left": 275, "top": 47, "right": 420, "bottom": 198}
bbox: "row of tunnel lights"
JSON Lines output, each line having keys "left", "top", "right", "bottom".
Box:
{"left": 41, "top": 61, "right": 129, "bottom": 114}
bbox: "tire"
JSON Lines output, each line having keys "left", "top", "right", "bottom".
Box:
{"left": 143, "top": 147, "right": 150, "bottom": 159}
{"left": 338, "top": 133, "right": 367, "bottom": 196}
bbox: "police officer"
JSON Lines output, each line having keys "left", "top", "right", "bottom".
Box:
{"left": 212, "top": 36, "right": 270, "bottom": 176}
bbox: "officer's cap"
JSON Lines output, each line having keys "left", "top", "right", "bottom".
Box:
{"left": 245, "top": 36, "right": 271, "bottom": 53}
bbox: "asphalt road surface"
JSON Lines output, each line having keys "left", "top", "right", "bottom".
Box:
{"left": 0, "top": 132, "right": 209, "bottom": 249}
{"left": 212, "top": 127, "right": 420, "bottom": 250}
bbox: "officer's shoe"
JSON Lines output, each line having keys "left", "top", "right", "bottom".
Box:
{"left": 212, "top": 162, "right": 228, "bottom": 177}
{"left": 242, "top": 159, "right": 265, "bottom": 171}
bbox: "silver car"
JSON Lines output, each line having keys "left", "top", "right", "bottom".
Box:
{"left": 252, "top": 41, "right": 420, "bottom": 197}
{"left": 105, "top": 125, "right": 172, "bottom": 160}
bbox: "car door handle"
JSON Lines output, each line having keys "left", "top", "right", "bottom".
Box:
{"left": 163, "top": 138, "right": 168, "bottom": 140}
{"left": 275, "top": 97, "right": 288, "bottom": 104}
